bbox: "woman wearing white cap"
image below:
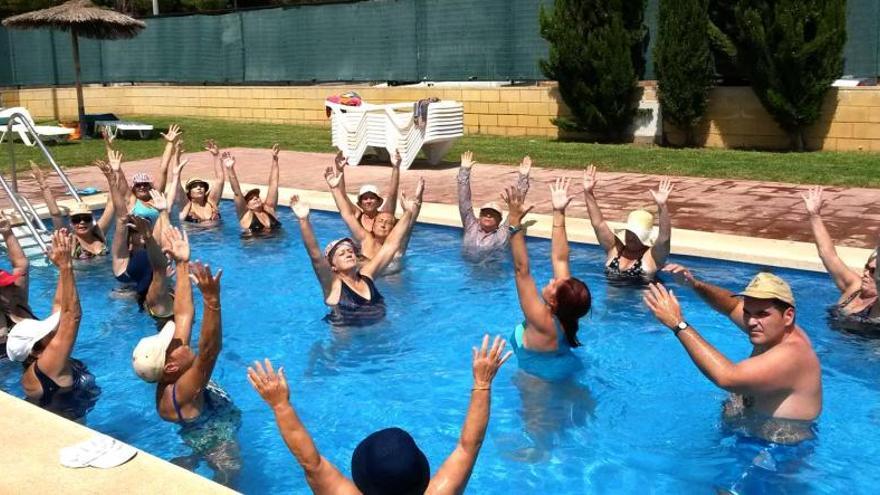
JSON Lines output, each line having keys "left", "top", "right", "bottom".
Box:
{"left": 30, "top": 161, "right": 115, "bottom": 260}
{"left": 226, "top": 145, "right": 283, "bottom": 235}
{"left": 131, "top": 228, "right": 241, "bottom": 484}
{"left": 290, "top": 188, "right": 418, "bottom": 326}
{"left": 583, "top": 165, "right": 674, "bottom": 281}
{"left": 0, "top": 211, "right": 36, "bottom": 359}
{"left": 169, "top": 139, "right": 225, "bottom": 225}
{"left": 327, "top": 151, "right": 401, "bottom": 233}
{"left": 457, "top": 151, "right": 531, "bottom": 259}
{"left": 326, "top": 164, "right": 425, "bottom": 270}
{"left": 6, "top": 230, "right": 100, "bottom": 421}
{"left": 802, "top": 186, "right": 880, "bottom": 329}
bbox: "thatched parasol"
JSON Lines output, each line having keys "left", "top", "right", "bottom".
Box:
{"left": 3, "top": 0, "right": 146, "bottom": 137}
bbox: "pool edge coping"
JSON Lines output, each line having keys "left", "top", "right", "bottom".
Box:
{"left": 14, "top": 185, "right": 873, "bottom": 273}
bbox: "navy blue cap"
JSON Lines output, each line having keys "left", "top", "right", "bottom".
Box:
{"left": 351, "top": 427, "right": 430, "bottom": 495}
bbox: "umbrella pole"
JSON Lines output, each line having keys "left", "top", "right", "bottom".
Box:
{"left": 70, "top": 30, "right": 86, "bottom": 139}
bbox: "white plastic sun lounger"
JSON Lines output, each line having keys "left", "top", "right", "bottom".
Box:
{"left": 95, "top": 120, "right": 154, "bottom": 139}
{"left": 327, "top": 100, "right": 464, "bottom": 170}
{"left": 0, "top": 107, "right": 74, "bottom": 146}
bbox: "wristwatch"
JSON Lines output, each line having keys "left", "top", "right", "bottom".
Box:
{"left": 673, "top": 321, "right": 690, "bottom": 336}
{"left": 508, "top": 224, "right": 523, "bottom": 235}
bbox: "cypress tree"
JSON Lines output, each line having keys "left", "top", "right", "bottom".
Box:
{"left": 654, "top": 0, "right": 715, "bottom": 146}
{"left": 731, "top": 0, "right": 847, "bottom": 151}
{"left": 539, "top": 1, "right": 648, "bottom": 142}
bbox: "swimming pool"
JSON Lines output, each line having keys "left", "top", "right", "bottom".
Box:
{"left": 2, "top": 200, "right": 879, "bottom": 494}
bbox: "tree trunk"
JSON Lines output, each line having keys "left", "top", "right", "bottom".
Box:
{"left": 684, "top": 125, "right": 695, "bottom": 148}
{"left": 788, "top": 128, "right": 806, "bottom": 152}
{"left": 70, "top": 30, "right": 86, "bottom": 139}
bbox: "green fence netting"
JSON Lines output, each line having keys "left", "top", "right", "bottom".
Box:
{"left": 0, "top": 0, "right": 875, "bottom": 87}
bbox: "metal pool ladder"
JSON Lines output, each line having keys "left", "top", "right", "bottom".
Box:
{"left": 2, "top": 112, "right": 82, "bottom": 256}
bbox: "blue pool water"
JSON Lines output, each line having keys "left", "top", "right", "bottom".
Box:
{"left": 2, "top": 200, "right": 880, "bottom": 494}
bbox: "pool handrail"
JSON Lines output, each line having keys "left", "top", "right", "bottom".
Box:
{"left": 2, "top": 112, "right": 82, "bottom": 253}
{"left": 5, "top": 112, "right": 81, "bottom": 201}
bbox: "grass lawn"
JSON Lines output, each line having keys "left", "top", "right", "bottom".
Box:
{"left": 6, "top": 115, "right": 879, "bottom": 188}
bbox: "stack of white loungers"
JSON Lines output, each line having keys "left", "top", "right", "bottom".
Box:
{"left": 326, "top": 100, "right": 464, "bottom": 170}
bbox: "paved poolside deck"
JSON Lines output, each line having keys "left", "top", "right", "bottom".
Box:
{"left": 11, "top": 147, "right": 879, "bottom": 249}
{"left": 0, "top": 391, "right": 237, "bottom": 494}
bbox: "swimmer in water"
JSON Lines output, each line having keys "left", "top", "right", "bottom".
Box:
{"left": 802, "top": 186, "right": 880, "bottom": 330}
{"left": 5, "top": 230, "right": 100, "bottom": 421}
{"left": 648, "top": 267, "right": 822, "bottom": 444}
{"left": 248, "top": 334, "right": 511, "bottom": 494}
{"left": 327, "top": 150, "right": 401, "bottom": 233}
{"left": 290, "top": 185, "right": 420, "bottom": 326}
{"left": 226, "top": 145, "right": 283, "bottom": 235}
{"left": 583, "top": 164, "right": 674, "bottom": 281}
{"left": 457, "top": 151, "right": 531, "bottom": 260}
{"left": 325, "top": 154, "right": 424, "bottom": 271}
{"left": 30, "top": 160, "right": 115, "bottom": 260}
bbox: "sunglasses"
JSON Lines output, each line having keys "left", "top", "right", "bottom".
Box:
{"left": 133, "top": 183, "right": 152, "bottom": 190}
{"left": 71, "top": 214, "right": 93, "bottom": 224}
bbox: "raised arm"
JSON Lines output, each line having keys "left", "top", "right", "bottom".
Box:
{"left": 175, "top": 262, "right": 224, "bottom": 403}
{"left": 38, "top": 231, "right": 80, "bottom": 377}
{"left": 165, "top": 158, "right": 188, "bottom": 219}
{"left": 549, "top": 178, "right": 573, "bottom": 279}
{"left": 582, "top": 165, "right": 616, "bottom": 253}
{"left": 105, "top": 148, "right": 133, "bottom": 209}
{"left": 456, "top": 152, "right": 478, "bottom": 230}
{"left": 426, "top": 336, "right": 512, "bottom": 495}
{"left": 802, "top": 186, "right": 861, "bottom": 294}
{"left": 169, "top": 140, "right": 188, "bottom": 209}
{"left": 291, "top": 196, "right": 335, "bottom": 299}
{"left": 93, "top": 160, "right": 116, "bottom": 235}
{"left": 223, "top": 152, "right": 247, "bottom": 218}
{"left": 105, "top": 150, "right": 131, "bottom": 276}
{"left": 330, "top": 152, "right": 360, "bottom": 216}
{"left": 249, "top": 359, "right": 359, "bottom": 495}
{"left": 649, "top": 179, "right": 674, "bottom": 267}
{"left": 130, "top": 211, "right": 171, "bottom": 317}
{"left": 263, "top": 144, "right": 281, "bottom": 209}
{"left": 663, "top": 263, "right": 746, "bottom": 332}
{"left": 644, "top": 282, "right": 799, "bottom": 395}
{"left": 396, "top": 177, "right": 425, "bottom": 256}
{"left": 360, "top": 195, "right": 415, "bottom": 279}
{"left": 0, "top": 212, "right": 30, "bottom": 300}
{"left": 155, "top": 124, "right": 181, "bottom": 194}
{"left": 163, "top": 227, "right": 195, "bottom": 344}
{"left": 30, "top": 162, "right": 64, "bottom": 230}
{"left": 325, "top": 167, "right": 368, "bottom": 242}
{"left": 515, "top": 156, "right": 532, "bottom": 196}
{"left": 380, "top": 150, "right": 401, "bottom": 216}
{"left": 205, "top": 139, "right": 226, "bottom": 204}
{"left": 503, "top": 187, "right": 555, "bottom": 335}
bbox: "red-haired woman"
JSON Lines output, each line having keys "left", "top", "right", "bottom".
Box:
{"left": 503, "top": 179, "right": 591, "bottom": 381}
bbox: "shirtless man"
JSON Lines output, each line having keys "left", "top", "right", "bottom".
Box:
{"left": 644, "top": 268, "right": 822, "bottom": 444}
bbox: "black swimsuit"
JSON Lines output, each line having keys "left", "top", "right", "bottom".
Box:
{"left": 246, "top": 212, "right": 281, "bottom": 234}
{"left": 605, "top": 255, "right": 646, "bottom": 280}
{"left": 325, "top": 275, "right": 386, "bottom": 326}
{"left": 829, "top": 290, "right": 880, "bottom": 332}
{"left": 28, "top": 358, "right": 100, "bottom": 421}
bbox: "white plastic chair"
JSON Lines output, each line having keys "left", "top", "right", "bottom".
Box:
{"left": 328, "top": 100, "right": 463, "bottom": 169}
{"left": 0, "top": 107, "right": 74, "bottom": 146}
